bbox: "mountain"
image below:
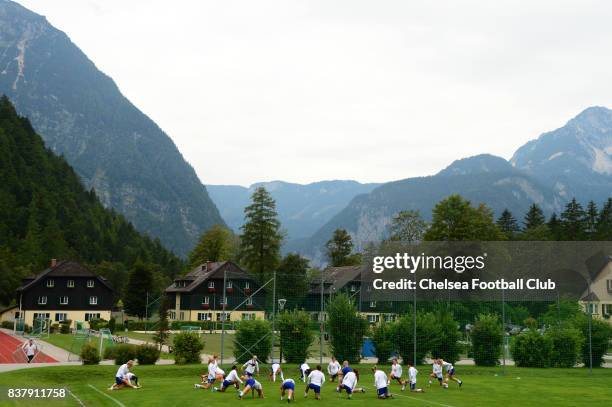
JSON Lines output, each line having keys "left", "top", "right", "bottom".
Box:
{"left": 207, "top": 180, "right": 380, "bottom": 241}
{"left": 0, "top": 0, "right": 224, "bottom": 256}
{"left": 297, "top": 154, "right": 562, "bottom": 262}
{"left": 0, "top": 96, "right": 182, "bottom": 305}
{"left": 511, "top": 106, "right": 612, "bottom": 203}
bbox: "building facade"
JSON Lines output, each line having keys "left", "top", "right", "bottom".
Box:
{"left": 580, "top": 256, "right": 612, "bottom": 324}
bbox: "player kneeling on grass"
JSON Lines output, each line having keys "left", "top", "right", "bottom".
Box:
{"left": 299, "top": 361, "right": 310, "bottom": 382}
{"left": 428, "top": 359, "right": 443, "bottom": 387}
{"left": 195, "top": 357, "right": 218, "bottom": 390}
{"left": 440, "top": 359, "right": 462, "bottom": 388}
{"left": 280, "top": 378, "right": 295, "bottom": 403}
{"left": 239, "top": 373, "right": 264, "bottom": 399}
{"left": 270, "top": 361, "right": 284, "bottom": 382}
{"left": 337, "top": 368, "right": 365, "bottom": 399}
{"left": 328, "top": 356, "right": 341, "bottom": 382}
{"left": 213, "top": 365, "right": 242, "bottom": 392}
{"left": 373, "top": 366, "right": 392, "bottom": 399}
{"left": 407, "top": 362, "right": 424, "bottom": 393}
{"left": 110, "top": 360, "right": 139, "bottom": 390}
{"left": 388, "top": 358, "right": 406, "bottom": 391}
{"left": 304, "top": 364, "right": 325, "bottom": 400}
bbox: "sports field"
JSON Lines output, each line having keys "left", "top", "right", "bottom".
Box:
{"left": 0, "top": 364, "right": 610, "bottom": 406}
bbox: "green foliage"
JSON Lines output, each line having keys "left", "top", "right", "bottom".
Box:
{"left": 370, "top": 322, "right": 394, "bottom": 363}
{"left": 124, "top": 261, "right": 156, "bottom": 318}
{"left": 60, "top": 320, "right": 71, "bottom": 334}
{"left": 136, "top": 344, "right": 160, "bottom": 365}
{"left": 188, "top": 225, "right": 236, "bottom": 268}
{"left": 496, "top": 209, "right": 520, "bottom": 239}
{"left": 511, "top": 329, "right": 553, "bottom": 367}
{"left": 233, "top": 319, "right": 272, "bottom": 363}
{"left": 173, "top": 332, "right": 204, "bottom": 365}
{"left": 547, "top": 326, "right": 584, "bottom": 368}
{"left": 239, "top": 187, "right": 282, "bottom": 282}
{"left": 88, "top": 318, "right": 108, "bottom": 331}
{"left": 108, "top": 318, "right": 116, "bottom": 334}
{"left": 388, "top": 210, "right": 427, "bottom": 243}
{"left": 326, "top": 293, "right": 368, "bottom": 364}
{"left": 523, "top": 203, "right": 546, "bottom": 230}
{"left": 80, "top": 343, "right": 100, "bottom": 365}
{"left": 471, "top": 314, "right": 503, "bottom": 366}
{"left": 392, "top": 312, "right": 440, "bottom": 364}
{"left": 153, "top": 295, "right": 171, "bottom": 350}
{"left": 277, "top": 310, "right": 314, "bottom": 363}
{"left": 575, "top": 316, "right": 612, "bottom": 368}
{"left": 325, "top": 229, "right": 359, "bottom": 267}
{"left": 104, "top": 344, "right": 138, "bottom": 365}
{"left": 277, "top": 253, "right": 310, "bottom": 309}
{"left": 431, "top": 311, "right": 462, "bottom": 363}
{"left": 560, "top": 199, "right": 587, "bottom": 240}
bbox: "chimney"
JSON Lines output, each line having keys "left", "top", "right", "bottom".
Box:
{"left": 206, "top": 260, "right": 213, "bottom": 271}
{"left": 50, "top": 258, "right": 57, "bottom": 268}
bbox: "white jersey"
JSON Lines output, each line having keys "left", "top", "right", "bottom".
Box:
{"left": 116, "top": 363, "right": 129, "bottom": 379}
{"left": 342, "top": 371, "right": 357, "bottom": 390}
{"left": 23, "top": 343, "right": 37, "bottom": 356}
{"left": 391, "top": 363, "right": 403, "bottom": 378}
{"left": 432, "top": 363, "right": 443, "bottom": 377}
{"left": 328, "top": 360, "right": 340, "bottom": 375}
{"left": 374, "top": 370, "right": 388, "bottom": 389}
{"left": 243, "top": 359, "right": 259, "bottom": 374}
{"left": 442, "top": 361, "right": 453, "bottom": 372}
{"left": 408, "top": 366, "right": 418, "bottom": 384}
{"left": 207, "top": 361, "right": 217, "bottom": 379}
{"left": 226, "top": 369, "right": 242, "bottom": 383}
{"left": 216, "top": 367, "right": 225, "bottom": 376}
{"left": 283, "top": 378, "right": 295, "bottom": 386}
{"left": 308, "top": 370, "right": 325, "bottom": 386}
{"left": 272, "top": 363, "right": 281, "bottom": 372}
{"left": 300, "top": 363, "right": 310, "bottom": 373}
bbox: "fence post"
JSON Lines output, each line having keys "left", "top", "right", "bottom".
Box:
{"left": 271, "top": 269, "right": 277, "bottom": 363}
{"left": 320, "top": 270, "right": 324, "bottom": 365}
{"left": 587, "top": 280, "right": 593, "bottom": 375}
{"left": 145, "top": 292, "right": 149, "bottom": 333}
{"left": 502, "top": 288, "right": 506, "bottom": 375}
{"left": 221, "top": 268, "right": 227, "bottom": 365}
{"left": 413, "top": 278, "right": 416, "bottom": 367}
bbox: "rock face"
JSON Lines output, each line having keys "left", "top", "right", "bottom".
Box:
{"left": 0, "top": 0, "right": 224, "bottom": 256}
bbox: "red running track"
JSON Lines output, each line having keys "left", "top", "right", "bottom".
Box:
{"left": 0, "top": 331, "right": 57, "bottom": 363}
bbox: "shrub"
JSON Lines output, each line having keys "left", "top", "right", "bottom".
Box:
{"left": 546, "top": 325, "right": 583, "bottom": 368}
{"left": 575, "top": 315, "right": 612, "bottom": 367}
{"left": 60, "top": 320, "right": 72, "bottom": 334}
{"left": 392, "top": 312, "right": 439, "bottom": 365}
{"left": 327, "top": 293, "right": 369, "bottom": 364}
{"left": 278, "top": 310, "right": 314, "bottom": 363}
{"left": 1, "top": 321, "right": 14, "bottom": 329}
{"left": 471, "top": 314, "right": 503, "bottom": 366}
{"left": 431, "top": 311, "right": 462, "bottom": 364}
{"left": 371, "top": 322, "right": 395, "bottom": 363}
{"left": 233, "top": 320, "right": 272, "bottom": 364}
{"left": 89, "top": 318, "right": 108, "bottom": 331}
{"left": 127, "top": 321, "right": 148, "bottom": 331}
{"left": 80, "top": 343, "right": 100, "bottom": 365}
{"left": 511, "top": 329, "right": 553, "bottom": 367}
{"left": 105, "top": 344, "right": 138, "bottom": 365}
{"left": 136, "top": 344, "right": 160, "bottom": 365}
{"left": 173, "top": 332, "right": 204, "bottom": 364}
{"left": 108, "top": 317, "right": 116, "bottom": 333}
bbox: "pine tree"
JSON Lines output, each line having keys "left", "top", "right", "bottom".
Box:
{"left": 585, "top": 201, "right": 598, "bottom": 239}
{"left": 239, "top": 187, "right": 282, "bottom": 282}
{"left": 153, "top": 295, "right": 171, "bottom": 351}
{"left": 326, "top": 229, "right": 356, "bottom": 266}
{"left": 124, "top": 261, "right": 155, "bottom": 319}
{"left": 560, "top": 198, "right": 587, "bottom": 240}
{"left": 277, "top": 253, "right": 310, "bottom": 309}
{"left": 496, "top": 209, "right": 520, "bottom": 239}
{"left": 547, "top": 213, "right": 562, "bottom": 240}
{"left": 595, "top": 198, "right": 612, "bottom": 240}
{"left": 523, "top": 203, "right": 545, "bottom": 230}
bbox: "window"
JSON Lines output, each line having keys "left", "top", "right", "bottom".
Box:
{"left": 38, "top": 296, "right": 47, "bottom": 305}
{"left": 350, "top": 284, "right": 356, "bottom": 292}
{"left": 85, "top": 313, "right": 101, "bottom": 321}
{"left": 383, "top": 314, "right": 396, "bottom": 323}
{"left": 46, "top": 279, "right": 54, "bottom": 288}
{"left": 227, "top": 281, "right": 233, "bottom": 288}
{"left": 603, "top": 304, "right": 612, "bottom": 316}
{"left": 242, "top": 313, "right": 256, "bottom": 321}
{"left": 33, "top": 313, "right": 50, "bottom": 321}
{"left": 176, "top": 280, "right": 186, "bottom": 288}
{"left": 246, "top": 297, "right": 253, "bottom": 306}
{"left": 367, "top": 314, "right": 379, "bottom": 323}
{"left": 220, "top": 297, "right": 228, "bottom": 305}
{"left": 245, "top": 282, "right": 250, "bottom": 289}
{"left": 169, "top": 311, "right": 176, "bottom": 320}
{"left": 89, "top": 296, "right": 98, "bottom": 305}
{"left": 586, "top": 303, "right": 598, "bottom": 314}
{"left": 197, "top": 312, "right": 212, "bottom": 321}
{"left": 208, "top": 281, "right": 215, "bottom": 288}
{"left": 55, "top": 313, "right": 67, "bottom": 322}
{"left": 369, "top": 301, "right": 376, "bottom": 308}
{"left": 607, "top": 280, "right": 612, "bottom": 293}
{"left": 67, "top": 280, "right": 75, "bottom": 288}
{"left": 216, "top": 312, "right": 231, "bottom": 321}
{"left": 59, "top": 296, "right": 69, "bottom": 305}
{"left": 87, "top": 279, "right": 95, "bottom": 288}
{"left": 14, "top": 311, "right": 20, "bottom": 319}
{"left": 179, "top": 311, "right": 185, "bottom": 320}
{"left": 202, "top": 296, "right": 210, "bottom": 305}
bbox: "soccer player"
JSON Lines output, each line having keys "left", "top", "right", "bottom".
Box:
{"left": 388, "top": 358, "right": 406, "bottom": 391}
{"left": 304, "top": 364, "right": 325, "bottom": 400}
{"left": 242, "top": 355, "right": 259, "bottom": 376}
{"left": 428, "top": 359, "right": 443, "bottom": 387}
{"left": 372, "top": 366, "right": 391, "bottom": 399}
{"left": 328, "top": 356, "right": 341, "bottom": 382}
{"left": 252, "top": 379, "right": 265, "bottom": 398}
{"left": 196, "top": 357, "right": 217, "bottom": 389}
{"left": 125, "top": 372, "right": 141, "bottom": 388}
{"left": 238, "top": 372, "right": 258, "bottom": 400}
{"left": 22, "top": 339, "right": 37, "bottom": 363}
{"left": 270, "top": 361, "right": 284, "bottom": 382}
{"left": 440, "top": 359, "right": 462, "bottom": 387}
{"left": 280, "top": 378, "right": 295, "bottom": 403}
{"left": 340, "top": 360, "right": 352, "bottom": 378}
{"left": 337, "top": 368, "right": 365, "bottom": 399}
{"left": 299, "top": 361, "right": 310, "bottom": 382}
{"left": 407, "top": 362, "right": 424, "bottom": 393}
{"left": 110, "top": 360, "right": 138, "bottom": 390}
{"left": 213, "top": 365, "right": 242, "bottom": 392}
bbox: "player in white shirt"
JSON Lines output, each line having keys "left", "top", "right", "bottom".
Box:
{"left": 242, "top": 355, "right": 260, "bottom": 376}
{"left": 304, "top": 365, "right": 325, "bottom": 400}
{"left": 299, "top": 362, "right": 310, "bottom": 382}
{"left": 337, "top": 369, "right": 365, "bottom": 399}
{"left": 213, "top": 365, "right": 242, "bottom": 392}
{"left": 280, "top": 378, "right": 295, "bottom": 402}
{"left": 110, "top": 360, "right": 138, "bottom": 390}
{"left": 407, "top": 362, "right": 424, "bottom": 392}
{"left": 124, "top": 373, "right": 141, "bottom": 388}
{"left": 372, "top": 366, "right": 391, "bottom": 399}
{"left": 269, "top": 362, "right": 284, "bottom": 382}
{"left": 388, "top": 358, "right": 406, "bottom": 390}
{"left": 327, "top": 357, "right": 341, "bottom": 382}
{"left": 22, "top": 339, "right": 38, "bottom": 363}
{"left": 239, "top": 372, "right": 264, "bottom": 399}
{"left": 428, "top": 359, "right": 443, "bottom": 386}
{"left": 440, "top": 359, "right": 462, "bottom": 387}
{"left": 196, "top": 357, "right": 217, "bottom": 389}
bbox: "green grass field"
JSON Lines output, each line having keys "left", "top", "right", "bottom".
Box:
{"left": 0, "top": 364, "right": 610, "bottom": 406}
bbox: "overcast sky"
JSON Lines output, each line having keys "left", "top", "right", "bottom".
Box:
{"left": 18, "top": 0, "right": 612, "bottom": 186}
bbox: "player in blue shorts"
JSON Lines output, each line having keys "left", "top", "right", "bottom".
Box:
{"left": 213, "top": 365, "right": 242, "bottom": 392}
{"left": 304, "top": 365, "right": 325, "bottom": 400}
{"left": 441, "top": 359, "right": 462, "bottom": 388}
{"left": 280, "top": 378, "right": 295, "bottom": 402}
{"left": 238, "top": 372, "right": 263, "bottom": 399}
{"left": 373, "top": 366, "right": 392, "bottom": 399}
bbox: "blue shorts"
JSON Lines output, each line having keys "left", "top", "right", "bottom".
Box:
{"left": 437, "top": 375, "right": 443, "bottom": 382}
{"left": 448, "top": 368, "right": 455, "bottom": 376}
{"left": 308, "top": 383, "right": 321, "bottom": 394}
{"left": 410, "top": 383, "right": 416, "bottom": 391}
{"left": 245, "top": 378, "right": 256, "bottom": 387}
{"left": 342, "top": 384, "right": 353, "bottom": 394}
{"left": 222, "top": 380, "right": 232, "bottom": 389}
{"left": 115, "top": 377, "right": 124, "bottom": 385}
{"left": 282, "top": 382, "right": 295, "bottom": 390}
{"left": 377, "top": 387, "right": 388, "bottom": 396}
{"left": 208, "top": 377, "right": 216, "bottom": 384}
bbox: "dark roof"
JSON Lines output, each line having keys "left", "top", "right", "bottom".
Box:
{"left": 17, "top": 260, "right": 114, "bottom": 292}
{"left": 581, "top": 292, "right": 600, "bottom": 302}
{"left": 166, "top": 261, "right": 252, "bottom": 293}
{"left": 585, "top": 254, "right": 612, "bottom": 281}
{"left": 310, "top": 265, "right": 363, "bottom": 294}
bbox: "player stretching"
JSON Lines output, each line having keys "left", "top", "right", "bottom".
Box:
{"left": 441, "top": 359, "right": 462, "bottom": 388}
{"left": 407, "top": 362, "right": 424, "bottom": 392}
{"left": 328, "top": 357, "right": 341, "bottom": 382}
{"left": 280, "top": 378, "right": 295, "bottom": 403}
{"left": 238, "top": 372, "right": 264, "bottom": 399}
{"left": 196, "top": 357, "right": 217, "bottom": 389}
{"left": 372, "top": 366, "right": 392, "bottom": 399}
{"left": 428, "top": 359, "right": 443, "bottom": 387}
{"left": 304, "top": 364, "right": 325, "bottom": 400}
{"left": 337, "top": 368, "right": 365, "bottom": 399}
{"left": 213, "top": 365, "right": 242, "bottom": 392}
{"left": 270, "top": 361, "right": 284, "bottom": 382}
{"left": 388, "top": 358, "right": 406, "bottom": 391}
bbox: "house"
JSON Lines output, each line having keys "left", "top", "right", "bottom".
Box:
{"left": 580, "top": 255, "right": 612, "bottom": 324}
{"left": 15, "top": 259, "right": 116, "bottom": 328}
{"left": 165, "top": 261, "right": 265, "bottom": 322}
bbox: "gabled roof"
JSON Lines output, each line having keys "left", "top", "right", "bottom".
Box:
{"left": 16, "top": 260, "right": 114, "bottom": 292}
{"left": 310, "top": 265, "right": 363, "bottom": 294}
{"left": 166, "top": 261, "right": 253, "bottom": 293}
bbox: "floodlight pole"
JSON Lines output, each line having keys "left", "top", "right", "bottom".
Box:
{"left": 320, "top": 271, "right": 324, "bottom": 365}
{"left": 221, "top": 268, "right": 227, "bottom": 365}
{"left": 413, "top": 281, "right": 416, "bottom": 367}
{"left": 145, "top": 292, "right": 149, "bottom": 333}
{"left": 271, "top": 269, "right": 277, "bottom": 363}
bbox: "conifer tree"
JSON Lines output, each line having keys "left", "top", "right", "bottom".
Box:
{"left": 496, "top": 209, "right": 520, "bottom": 239}
{"left": 523, "top": 203, "right": 546, "bottom": 230}
{"left": 326, "top": 229, "right": 357, "bottom": 266}
{"left": 595, "top": 198, "right": 612, "bottom": 240}
{"left": 560, "top": 198, "right": 587, "bottom": 240}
